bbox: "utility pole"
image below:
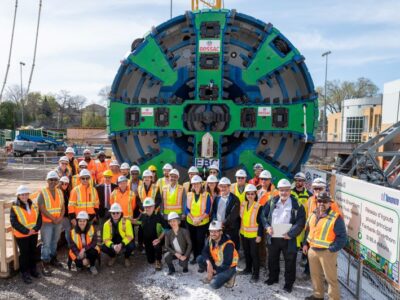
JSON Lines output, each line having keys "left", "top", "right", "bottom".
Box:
{"left": 322, "top": 51, "right": 331, "bottom": 141}
{"left": 19, "top": 61, "right": 25, "bottom": 126}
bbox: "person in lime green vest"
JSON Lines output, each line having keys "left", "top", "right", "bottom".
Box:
{"left": 161, "top": 168, "right": 186, "bottom": 221}
{"left": 230, "top": 169, "right": 248, "bottom": 203}
{"left": 156, "top": 163, "right": 172, "bottom": 193}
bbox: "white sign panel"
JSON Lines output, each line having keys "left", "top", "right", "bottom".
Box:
{"left": 141, "top": 107, "right": 154, "bottom": 117}
{"left": 199, "top": 40, "right": 221, "bottom": 53}
{"left": 258, "top": 107, "right": 272, "bottom": 117}
{"left": 195, "top": 158, "right": 220, "bottom": 169}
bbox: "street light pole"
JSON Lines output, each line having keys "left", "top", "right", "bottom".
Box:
{"left": 322, "top": 51, "right": 331, "bottom": 141}
{"left": 170, "top": 0, "right": 173, "bottom": 19}
{"left": 19, "top": 61, "right": 26, "bottom": 126}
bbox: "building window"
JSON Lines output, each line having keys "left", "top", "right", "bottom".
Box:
{"left": 346, "top": 116, "right": 364, "bottom": 142}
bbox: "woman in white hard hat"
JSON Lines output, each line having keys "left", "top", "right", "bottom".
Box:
{"left": 164, "top": 212, "right": 192, "bottom": 275}
{"left": 206, "top": 175, "right": 220, "bottom": 204}
{"left": 10, "top": 185, "right": 42, "bottom": 284}
{"left": 68, "top": 211, "right": 100, "bottom": 275}
{"left": 185, "top": 175, "right": 212, "bottom": 265}
{"left": 239, "top": 184, "right": 264, "bottom": 283}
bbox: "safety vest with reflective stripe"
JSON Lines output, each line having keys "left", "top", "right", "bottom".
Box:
{"left": 86, "top": 159, "right": 97, "bottom": 181}
{"left": 307, "top": 210, "right": 339, "bottom": 249}
{"left": 128, "top": 179, "right": 143, "bottom": 193}
{"left": 71, "top": 175, "right": 94, "bottom": 189}
{"left": 12, "top": 203, "right": 39, "bottom": 238}
{"left": 67, "top": 158, "right": 79, "bottom": 175}
{"left": 291, "top": 188, "right": 311, "bottom": 207}
{"left": 230, "top": 183, "right": 247, "bottom": 203}
{"left": 240, "top": 200, "right": 261, "bottom": 238}
{"left": 209, "top": 239, "right": 238, "bottom": 268}
{"left": 258, "top": 184, "right": 278, "bottom": 206}
{"left": 69, "top": 185, "right": 99, "bottom": 215}
{"left": 41, "top": 188, "right": 64, "bottom": 223}
{"left": 69, "top": 225, "right": 100, "bottom": 260}
{"left": 95, "top": 160, "right": 110, "bottom": 183}
{"left": 186, "top": 192, "right": 209, "bottom": 226}
{"left": 307, "top": 195, "right": 342, "bottom": 218}
{"left": 156, "top": 177, "right": 169, "bottom": 193}
{"left": 162, "top": 185, "right": 183, "bottom": 215}
{"left": 102, "top": 218, "right": 134, "bottom": 247}
{"left": 110, "top": 188, "right": 136, "bottom": 218}
{"left": 137, "top": 184, "right": 157, "bottom": 202}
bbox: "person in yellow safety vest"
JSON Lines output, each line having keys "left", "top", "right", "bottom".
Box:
{"left": 239, "top": 184, "right": 264, "bottom": 283}
{"left": 120, "top": 162, "right": 131, "bottom": 180}
{"left": 110, "top": 176, "right": 141, "bottom": 222}
{"left": 161, "top": 168, "right": 186, "bottom": 221}
{"left": 95, "top": 151, "right": 110, "bottom": 184}
{"left": 55, "top": 156, "right": 71, "bottom": 179}
{"left": 37, "top": 171, "right": 65, "bottom": 276}
{"left": 82, "top": 149, "right": 97, "bottom": 182}
{"left": 257, "top": 170, "right": 278, "bottom": 206}
{"left": 148, "top": 165, "right": 158, "bottom": 183}
{"left": 71, "top": 160, "right": 94, "bottom": 188}
{"left": 230, "top": 169, "right": 248, "bottom": 203}
{"left": 185, "top": 175, "right": 212, "bottom": 264}
{"left": 65, "top": 147, "right": 79, "bottom": 176}
{"left": 156, "top": 163, "right": 172, "bottom": 194}
{"left": 128, "top": 165, "right": 142, "bottom": 195}
{"left": 68, "top": 169, "right": 100, "bottom": 225}
{"left": 10, "top": 185, "right": 42, "bottom": 284}
{"left": 206, "top": 175, "right": 220, "bottom": 205}
{"left": 303, "top": 192, "right": 347, "bottom": 300}
{"left": 68, "top": 211, "right": 100, "bottom": 275}
{"left": 207, "top": 163, "right": 220, "bottom": 178}
{"left": 183, "top": 166, "right": 200, "bottom": 194}
{"left": 197, "top": 220, "right": 238, "bottom": 289}
{"left": 101, "top": 203, "right": 135, "bottom": 267}
{"left": 109, "top": 160, "right": 122, "bottom": 185}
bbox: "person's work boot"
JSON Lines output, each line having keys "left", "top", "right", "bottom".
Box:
{"left": 283, "top": 283, "right": 293, "bottom": 293}
{"left": 182, "top": 267, "right": 189, "bottom": 273}
{"left": 21, "top": 272, "right": 33, "bottom": 284}
{"left": 224, "top": 274, "right": 236, "bottom": 288}
{"left": 50, "top": 257, "right": 63, "bottom": 268}
{"left": 264, "top": 278, "right": 278, "bottom": 285}
{"left": 41, "top": 262, "right": 52, "bottom": 276}
{"left": 89, "top": 266, "right": 98, "bottom": 275}
{"left": 238, "top": 268, "right": 252, "bottom": 275}
{"left": 190, "top": 257, "right": 197, "bottom": 265}
{"left": 155, "top": 260, "right": 162, "bottom": 271}
{"left": 304, "top": 296, "right": 324, "bottom": 300}
{"left": 167, "top": 265, "right": 175, "bottom": 275}
{"left": 250, "top": 274, "right": 259, "bottom": 283}
{"left": 107, "top": 257, "right": 116, "bottom": 267}
{"left": 30, "top": 268, "right": 41, "bottom": 278}
{"left": 125, "top": 258, "right": 131, "bottom": 267}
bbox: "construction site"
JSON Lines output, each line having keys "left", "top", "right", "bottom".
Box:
{"left": 0, "top": 0, "right": 400, "bottom": 299}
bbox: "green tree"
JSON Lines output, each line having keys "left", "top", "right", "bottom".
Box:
{"left": 0, "top": 101, "right": 18, "bottom": 129}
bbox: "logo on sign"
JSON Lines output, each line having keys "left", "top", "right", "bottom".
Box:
{"left": 195, "top": 158, "right": 220, "bottom": 169}
{"left": 141, "top": 107, "right": 154, "bottom": 117}
{"left": 381, "top": 193, "right": 400, "bottom": 206}
{"left": 199, "top": 40, "right": 220, "bottom": 53}
{"left": 258, "top": 107, "right": 271, "bottom": 117}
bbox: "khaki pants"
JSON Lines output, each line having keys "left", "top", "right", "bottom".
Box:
{"left": 308, "top": 247, "right": 340, "bottom": 300}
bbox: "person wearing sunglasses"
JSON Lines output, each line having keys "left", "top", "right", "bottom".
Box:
{"left": 303, "top": 192, "right": 347, "bottom": 300}
{"left": 249, "top": 163, "right": 264, "bottom": 188}
{"left": 239, "top": 184, "right": 264, "bottom": 283}
{"left": 55, "top": 156, "right": 71, "bottom": 179}
{"left": 257, "top": 170, "right": 278, "bottom": 206}
{"left": 230, "top": 169, "right": 248, "bottom": 203}
{"left": 82, "top": 149, "right": 97, "bottom": 182}
{"left": 128, "top": 165, "right": 142, "bottom": 195}
{"left": 71, "top": 160, "right": 94, "bottom": 188}
{"left": 263, "top": 179, "right": 306, "bottom": 293}
{"left": 120, "top": 162, "right": 131, "bottom": 180}
{"left": 110, "top": 176, "right": 140, "bottom": 224}
{"left": 160, "top": 169, "right": 186, "bottom": 222}
{"left": 37, "top": 171, "right": 65, "bottom": 275}
{"left": 156, "top": 163, "right": 173, "bottom": 194}
{"left": 208, "top": 164, "right": 220, "bottom": 179}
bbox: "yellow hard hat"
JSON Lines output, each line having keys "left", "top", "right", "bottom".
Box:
{"left": 148, "top": 165, "right": 157, "bottom": 171}
{"left": 103, "top": 170, "right": 113, "bottom": 177}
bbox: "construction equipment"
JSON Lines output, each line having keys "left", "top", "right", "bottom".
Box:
{"left": 108, "top": 9, "right": 318, "bottom": 181}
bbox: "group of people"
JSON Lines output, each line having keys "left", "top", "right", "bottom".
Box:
{"left": 10, "top": 148, "right": 347, "bottom": 300}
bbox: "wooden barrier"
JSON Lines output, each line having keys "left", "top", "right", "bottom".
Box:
{"left": 0, "top": 200, "right": 19, "bottom": 278}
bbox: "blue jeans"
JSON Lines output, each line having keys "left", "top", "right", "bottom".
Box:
{"left": 197, "top": 255, "right": 236, "bottom": 289}
{"left": 62, "top": 217, "right": 71, "bottom": 247}
{"left": 41, "top": 222, "right": 62, "bottom": 262}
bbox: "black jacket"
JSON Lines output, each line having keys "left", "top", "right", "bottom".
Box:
{"left": 201, "top": 234, "right": 236, "bottom": 273}
{"left": 10, "top": 198, "right": 42, "bottom": 236}
{"left": 211, "top": 193, "right": 240, "bottom": 233}
{"left": 69, "top": 224, "right": 98, "bottom": 257}
{"left": 96, "top": 183, "right": 118, "bottom": 216}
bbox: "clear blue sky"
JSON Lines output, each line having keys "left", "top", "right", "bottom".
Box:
{"left": 0, "top": 0, "right": 399, "bottom": 103}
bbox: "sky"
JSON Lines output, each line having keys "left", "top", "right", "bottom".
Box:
{"left": 0, "top": 0, "right": 399, "bottom": 104}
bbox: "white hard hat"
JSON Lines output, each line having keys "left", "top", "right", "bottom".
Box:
{"left": 294, "top": 172, "right": 306, "bottom": 180}
{"left": 169, "top": 168, "right": 180, "bottom": 177}
{"left": 60, "top": 176, "right": 70, "bottom": 184}
{"left": 16, "top": 185, "right": 31, "bottom": 196}
{"left": 259, "top": 170, "right": 272, "bottom": 179}
{"left": 312, "top": 177, "right": 326, "bottom": 187}
{"left": 208, "top": 164, "right": 219, "bottom": 171}
{"left": 109, "top": 203, "right": 122, "bottom": 213}
{"left": 76, "top": 211, "right": 89, "bottom": 220}
{"left": 209, "top": 220, "right": 222, "bottom": 231}
{"left": 59, "top": 156, "right": 69, "bottom": 163}
{"left": 244, "top": 184, "right": 257, "bottom": 192}
{"left": 117, "top": 175, "right": 128, "bottom": 183}
{"left": 46, "top": 171, "right": 59, "bottom": 180}
{"left": 65, "top": 147, "right": 75, "bottom": 154}
{"left": 277, "top": 179, "right": 291, "bottom": 189}
{"left": 142, "top": 169, "right": 153, "bottom": 177}
{"left": 83, "top": 149, "right": 91, "bottom": 154}
{"left": 235, "top": 169, "right": 247, "bottom": 178}
{"left": 120, "top": 162, "right": 130, "bottom": 170}
{"left": 207, "top": 175, "right": 219, "bottom": 183}
{"left": 130, "top": 165, "right": 141, "bottom": 174}
{"left": 79, "top": 169, "right": 91, "bottom": 178}
{"left": 191, "top": 175, "right": 203, "bottom": 184}
{"left": 219, "top": 177, "right": 231, "bottom": 185}
{"left": 78, "top": 160, "right": 88, "bottom": 167}
{"left": 109, "top": 160, "right": 120, "bottom": 167}
{"left": 253, "top": 163, "right": 263, "bottom": 170}
{"left": 168, "top": 212, "right": 180, "bottom": 221}
{"left": 188, "top": 166, "right": 199, "bottom": 174}
{"left": 162, "top": 163, "right": 173, "bottom": 170}
{"left": 143, "top": 197, "right": 155, "bottom": 207}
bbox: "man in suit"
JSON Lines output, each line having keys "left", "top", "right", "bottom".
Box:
{"left": 211, "top": 177, "right": 241, "bottom": 250}
{"left": 96, "top": 170, "right": 117, "bottom": 220}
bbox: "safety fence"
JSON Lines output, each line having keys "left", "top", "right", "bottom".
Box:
{"left": 3, "top": 156, "right": 58, "bottom": 180}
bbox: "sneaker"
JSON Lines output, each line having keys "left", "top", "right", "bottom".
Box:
{"left": 21, "top": 273, "right": 33, "bottom": 284}
{"left": 190, "top": 258, "right": 197, "bottom": 265}
{"left": 155, "top": 260, "right": 162, "bottom": 271}
{"left": 30, "top": 269, "right": 41, "bottom": 278}
{"left": 41, "top": 262, "right": 52, "bottom": 277}
{"left": 107, "top": 257, "right": 116, "bottom": 267}
{"left": 50, "top": 257, "right": 63, "bottom": 268}
{"left": 182, "top": 267, "right": 189, "bottom": 273}
{"left": 125, "top": 258, "right": 131, "bottom": 267}
{"left": 224, "top": 274, "right": 236, "bottom": 288}
{"left": 250, "top": 274, "right": 259, "bottom": 283}
{"left": 283, "top": 283, "right": 293, "bottom": 293}
{"left": 264, "top": 278, "right": 278, "bottom": 285}
{"left": 89, "top": 266, "right": 98, "bottom": 275}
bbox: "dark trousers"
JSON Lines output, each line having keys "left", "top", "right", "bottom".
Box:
{"left": 197, "top": 255, "right": 236, "bottom": 289}
{"left": 187, "top": 223, "right": 209, "bottom": 259}
{"left": 226, "top": 229, "right": 240, "bottom": 251}
{"left": 267, "top": 238, "right": 297, "bottom": 286}
{"left": 74, "top": 248, "right": 99, "bottom": 268}
{"left": 16, "top": 234, "right": 38, "bottom": 274}
{"left": 165, "top": 253, "right": 189, "bottom": 270}
{"left": 138, "top": 226, "right": 144, "bottom": 246}
{"left": 143, "top": 237, "right": 162, "bottom": 263}
{"left": 101, "top": 240, "right": 135, "bottom": 258}
{"left": 241, "top": 234, "right": 260, "bottom": 276}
